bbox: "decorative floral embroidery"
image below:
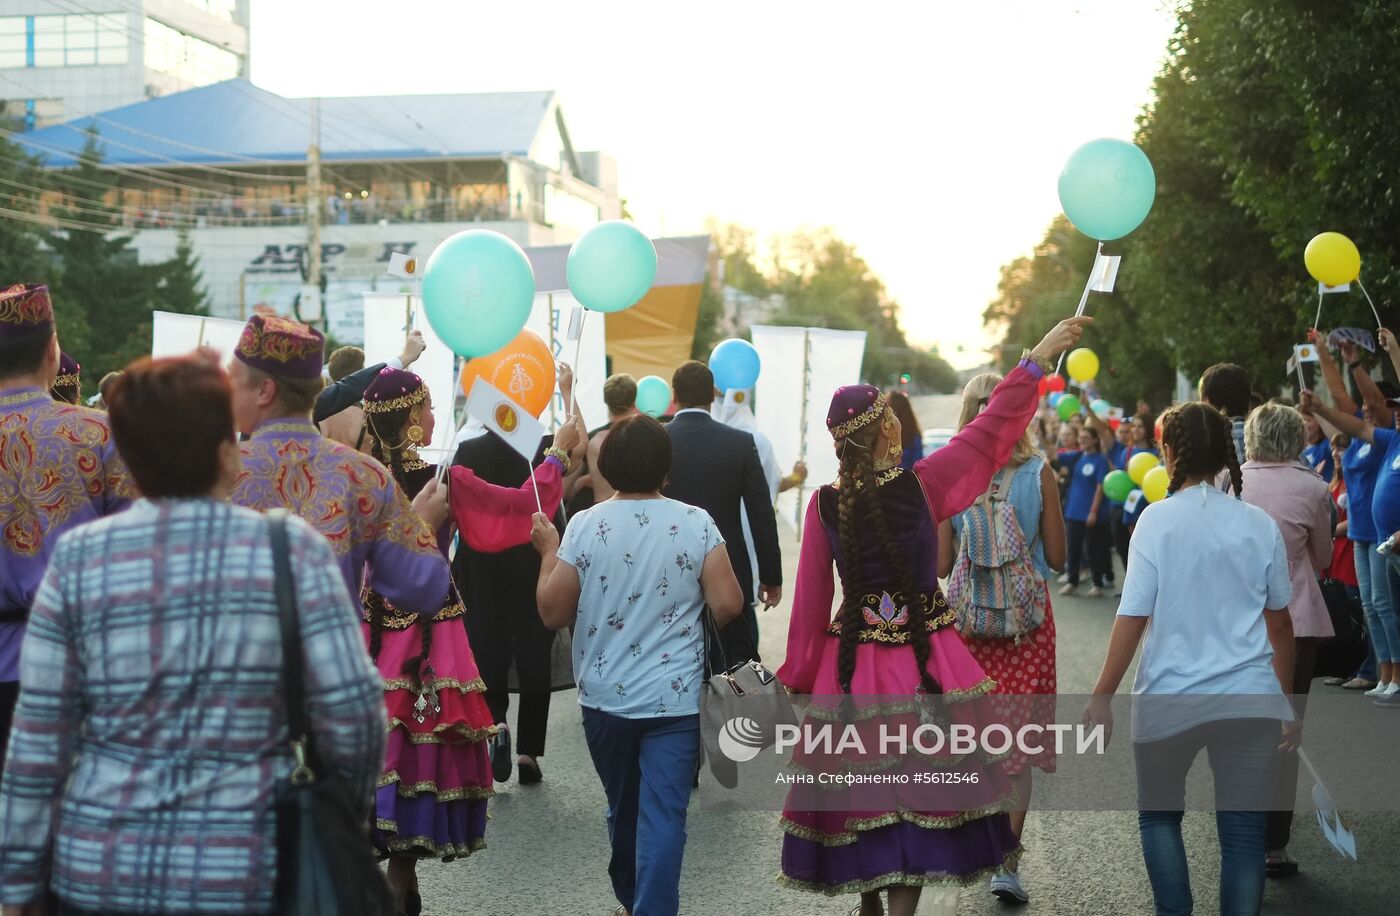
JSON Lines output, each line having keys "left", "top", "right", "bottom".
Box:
{"left": 635, "top": 510, "right": 650, "bottom": 528}
{"left": 656, "top": 575, "right": 670, "bottom": 596}
{"left": 630, "top": 641, "right": 642, "bottom": 657}
{"left": 675, "top": 552, "right": 694, "bottom": 573}
{"left": 668, "top": 524, "right": 680, "bottom": 540}
{"left": 606, "top": 609, "right": 625, "bottom": 630}
{"left": 595, "top": 519, "right": 612, "bottom": 544}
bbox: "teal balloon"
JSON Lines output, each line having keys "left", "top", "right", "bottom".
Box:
{"left": 709, "top": 338, "right": 761, "bottom": 391}
{"left": 421, "top": 230, "right": 535, "bottom": 358}
{"left": 1104, "top": 470, "right": 1135, "bottom": 502}
{"left": 1091, "top": 398, "right": 1113, "bottom": 417}
{"left": 636, "top": 375, "right": 672, "bottom": 418}
{"left": 1048, "top": 392, "right": 1064, "bottom": 408}
{"left": 1058, "top": 138, "right": 1156, "bottom": 241}
{"left": 566, "top": 220, "right": 658, "bottom": 313}
{"left": 1057, "top": 394, "right": 1082, "bottom": 421}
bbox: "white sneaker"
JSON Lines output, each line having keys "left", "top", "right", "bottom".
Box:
{"left": 1383, "top": 683, "right": 1400, "bottom": 697}
{"left": 1057, "top": 573, "right": 1070, "bottom": 584}
{"left": 1364, "top": 681, "right": 1391, "bottom": 697}
{"left": 990, "top": 869, "right": 1029, "bottom": 903}
{"left": 1086, "top": 586, "right": 1105, "bottom": 598}
{"left": 1058, "top": 583, "right": 1077, "bottom": 596}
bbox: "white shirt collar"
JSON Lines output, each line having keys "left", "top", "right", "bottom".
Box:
{"left": 673, "top": 407, "right": 710, "bottom": 418}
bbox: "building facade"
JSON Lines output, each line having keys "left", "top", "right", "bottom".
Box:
{"left": 0, "top": 0, "right": 248, "bottom": 129}
{"left": 19, "top": 79, "right": 621, "bottom": 344}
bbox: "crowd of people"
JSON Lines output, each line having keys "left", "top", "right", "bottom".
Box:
{"left": 0, "top": 271, "right": 1390, "bottom": 916}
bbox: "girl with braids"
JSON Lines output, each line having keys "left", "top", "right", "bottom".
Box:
{"left": 777, "top": 317, "right": 1089, "bottom": 916}
{"left": 1085, "top": 402, "right": 1298, "bottom": 916}
{"left": 359, "top": 367, "right": 580, "bottom": 915}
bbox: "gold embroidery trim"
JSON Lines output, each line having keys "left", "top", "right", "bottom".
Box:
{"left": 778, "top": 793, "right": 1019, "bottom": 848}
{"left": 377, "top": 772, "right": 495, "bottom": 802}
{"left": 381, "top": 675, "right": 485, "bottom": 693}
{"left": 830, "top": 392, "right": 890, "bottom": 439}
{"left": 255, "top": 421, "right": 318, "bottom": 436}
{"left": 799, "top": 677, "right": 997, "bottom": 722}
{"left": 52, "top": 372, "right": 79, "bottom": 387}
{"left": 364, "top": 599, "right": 466, "bottom": 629}
{"left": 0, "top": 388, "right": 45, "bottom": 407}
{"left": 392, "top": 721, "right": 498, "bottom": 744}
{"left": 776, "top": 848, "right": 1023, "bottom": 895}
{"left": 373, "top": 821, "right": 487, "bottom": 860}
{"left": 364, "top": 388, "right": 427, "bottom": 414}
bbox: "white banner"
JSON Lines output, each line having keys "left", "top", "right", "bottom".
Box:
{"left": 363, "top": 291, "right": 608, "bottom": 463}
{"left": 751, "top": 325, "right": 867, "bottom": 533}
{"left": 151, "top": 311, "right": 245, "bottom": 360}
{"left": 362, "top": 292, "right": 457, "bottom": 463}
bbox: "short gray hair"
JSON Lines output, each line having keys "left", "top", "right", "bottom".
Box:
{"left": 1245, "top": 402, "right": 1305, "bottom": 463}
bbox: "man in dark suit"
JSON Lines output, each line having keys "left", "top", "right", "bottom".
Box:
{"left": 312, "top": 330, "right": 426, "bottom": 425}
{"left": 663, "top": 360, "right": 782, "bottom": 664}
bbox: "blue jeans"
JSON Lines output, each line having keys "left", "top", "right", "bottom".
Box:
{"left": 1135, "top": 719, "right": 1277, "bottom": 916}
{"left": 582, "top": 708, "right": 700, "bottom": 916}
{"left": 1364, "top": 545, "right": 1400, "bottom": 663}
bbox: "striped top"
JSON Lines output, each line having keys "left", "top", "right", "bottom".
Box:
{"left": 0, "top": 499, "right": 386, "bottom": 913}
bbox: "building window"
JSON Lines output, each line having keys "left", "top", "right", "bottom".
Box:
{"left": 144, "top": 17, "right": 241, "bottom": 85}
{"left": 0, "top": 13, "right": 129, "bottom": 69}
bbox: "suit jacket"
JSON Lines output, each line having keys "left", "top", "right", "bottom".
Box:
{"left": 312, "top": 362, "right": 387, "bottom": 425}
{"left": 663, "top": 410, "right": 782, "bottom": 606}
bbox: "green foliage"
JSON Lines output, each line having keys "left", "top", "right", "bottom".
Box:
{"left": 699, "top": 223, "right": 960, "bottom": 393}
{"left": 36, "top": 131, "right": 212, "bottom": 382}
{"left": 986, "top": 0, "right": 1400, "bottom": 408}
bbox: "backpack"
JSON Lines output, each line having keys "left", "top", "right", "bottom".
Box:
{"left": 946, "top": 467, "right": 1048, "bottom": 642}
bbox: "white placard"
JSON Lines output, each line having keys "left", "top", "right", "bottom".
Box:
{"left": 151, "top": 311, "right": 245, "bottom": 360}
{"left": 1089, "top": 254, "right": 1122, "bottom": 293}
{"left": 1320, "top": 282, "right": 1351, "bottom": 295}
{"left": 466, "top": 377, "right": 545, "bottom": 461}
{"left": 362, "top": 292, "right": 456, "bottom": 464}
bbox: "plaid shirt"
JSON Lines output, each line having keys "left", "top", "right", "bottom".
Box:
{"left": 0, "top": 500, "right": 386, "bottom": 913}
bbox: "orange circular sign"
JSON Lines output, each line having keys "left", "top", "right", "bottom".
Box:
{"left": 459, "top": 328, "right": 556, "bottom": 418}
{"left": 494, "top": 402, "right": 519, "bottom": 433}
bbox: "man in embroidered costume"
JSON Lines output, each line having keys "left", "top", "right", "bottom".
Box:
{"left": 0, "top": 283, "right": 132, "bottom": 758}
{"left": 228, "top": 314, "right": 451, "bottom": 618}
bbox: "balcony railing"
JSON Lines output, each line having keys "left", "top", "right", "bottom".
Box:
{"left": 65, "top": 196, "right": 515, "bottom": 230}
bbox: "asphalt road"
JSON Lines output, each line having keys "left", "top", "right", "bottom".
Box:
{"left": 414, "top": 516, "right": 1386, "bottom": 916}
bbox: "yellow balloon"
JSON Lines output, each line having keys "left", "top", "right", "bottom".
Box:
{"left": 1066, "top": 347, "right": 1099, "bottom": 383}
{"left": 1127, "top": 451, "right": 1161, "bottom": 486}
{"left": 1304, "top": 232, "right": 1361, "bottom": 287}
{"left": 1142, "top": 465, "right": 1170, "bottom": 503}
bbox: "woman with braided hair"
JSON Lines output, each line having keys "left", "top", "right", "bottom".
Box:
{"left": 776, "top": 317, "right": 1089, "bottom": 916}
{"left": 1085, "top": 401, "right": 1298, "bottom": 916}
{"left": 359, "top": 367, "right": 579, "bottom": 915}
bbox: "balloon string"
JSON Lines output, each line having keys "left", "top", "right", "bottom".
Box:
{"left": 1358, "top": 278, "right": 1384, "bottom": 329}
{"left": 1054, "top": 242, "right": 1103, "bottom": 377}
{"left": 1313, "top": 293, "right": 1325, "bottom": 333}
{"left": 569, "top": 309, "right": 587, "bottom": 421}
{"left": 527, "top": 453, "right": 544, "bottom": 515}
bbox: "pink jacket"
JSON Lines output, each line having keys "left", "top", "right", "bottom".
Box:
{"left": 1240, "top": 461, "right": 1334, "bottom": 638}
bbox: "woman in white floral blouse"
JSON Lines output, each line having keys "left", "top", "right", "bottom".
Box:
{"left": 533, "top": 414, "right": 742, "bottom": 916}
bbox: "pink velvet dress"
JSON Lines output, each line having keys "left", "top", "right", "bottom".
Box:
{"left": 365, "top": 458, "right": 563, "bottom": 861}
{"left": 775, "top": 365, "right": 1041, "bottom": 894}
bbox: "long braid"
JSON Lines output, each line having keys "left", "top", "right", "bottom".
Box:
{"left": 834, "top": 441, "right": 867, "bottom": 696}
{"left": 865, "top": 479, "right": 941, "bottom": 696}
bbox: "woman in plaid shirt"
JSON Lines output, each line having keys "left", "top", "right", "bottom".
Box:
{"left": 0, "top": 356, "right": 386, "bottom": 916}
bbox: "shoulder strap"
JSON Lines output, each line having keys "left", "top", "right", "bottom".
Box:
{"left": 269, "top": 510, "right": 311, "bottom": 745}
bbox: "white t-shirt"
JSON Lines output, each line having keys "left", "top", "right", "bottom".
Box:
{"left": 558, "top": 498, "right": 724, "bottom": 718}
{"left": 1118, "top": 482, "right": 1294, "bottom": 742}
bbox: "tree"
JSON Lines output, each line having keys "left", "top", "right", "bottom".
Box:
{"left": 46, "top": 131, "right": 211, "bottom": 381}
{"left": 985, "top": 0, "right": 1400, "bottom": 406}
{"left": 0, "top": 131, "right": 60, "bottom": 345}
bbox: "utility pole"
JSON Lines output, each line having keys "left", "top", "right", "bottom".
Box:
{"left": 306, "top": 96, "right": 323, "bottom": 328}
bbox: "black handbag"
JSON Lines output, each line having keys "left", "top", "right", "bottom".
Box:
{"left": 1315, "top": 576, "right": 1367, "bottom": 680}
{"left": 268, "top": 511, "right": 396, "bottom": 916}
{"left": 698, "top": 608, "right": 797, "bottom": 787}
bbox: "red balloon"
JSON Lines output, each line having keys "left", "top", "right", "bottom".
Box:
{"left": 1037, "top": 377, "right": 1050, "bottom": 397}
{"left": 1109, "top": 418, "right": 1122, "bottom": 431}
{"left": 1045, "top": 375, "right": 1067, "bottom": 393}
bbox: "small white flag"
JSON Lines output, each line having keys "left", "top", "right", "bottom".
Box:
{"left": 1319, "top": 281, "right": 1351, "bottom": 295}
{"left": 566, "top": 305, "right": 585, "bottom": 342}
{"left": 1299, "top": 749, "right": 1357, "bottom": 861}
{"left": 1124, "top": 490, "right": 1144, "bottom": 514}
{"left": 1295, "top": 344, "right": 1321, "bottom": 364}
{"left": 386, "top": 251, "right": 420, "bottom": 279}
{"left": 466, "top": 378, "right": 544, "bottom": 461}
{"left": 1286, "top": 354, "right": 1299, "bottom": 376}
{"left": 1089, "top": 254, "right": 1122, "bottom": 293}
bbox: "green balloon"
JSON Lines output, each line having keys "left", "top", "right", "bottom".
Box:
{"left": 1104, "top": 469, "right": 1135, "bottom": 502}
{"left": 1057, "top": 394, "right": 1082, "bottom": 421}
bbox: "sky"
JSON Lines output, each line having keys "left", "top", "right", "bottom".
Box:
{"left": 250, "top": 0, "right": 1179, "bottom": 370}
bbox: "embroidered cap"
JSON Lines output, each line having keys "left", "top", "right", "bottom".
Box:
{"left": 53, "top": 351, "right": 80, "bottom": 390}
{"left": 0, "top": 283, "right": 54, "bottom": 342}
{"left": 363, "top": 367, "right": 427, "bottom": 414}
{"left": 827, "top": 385, "right": 889, "bottom": 440}
{"left": 234, "top": 314, "right": 325, "bottom": 379}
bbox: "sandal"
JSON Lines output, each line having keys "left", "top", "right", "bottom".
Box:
{"left": 1265, "top": 850, "right": 1299, "bottom": 878}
